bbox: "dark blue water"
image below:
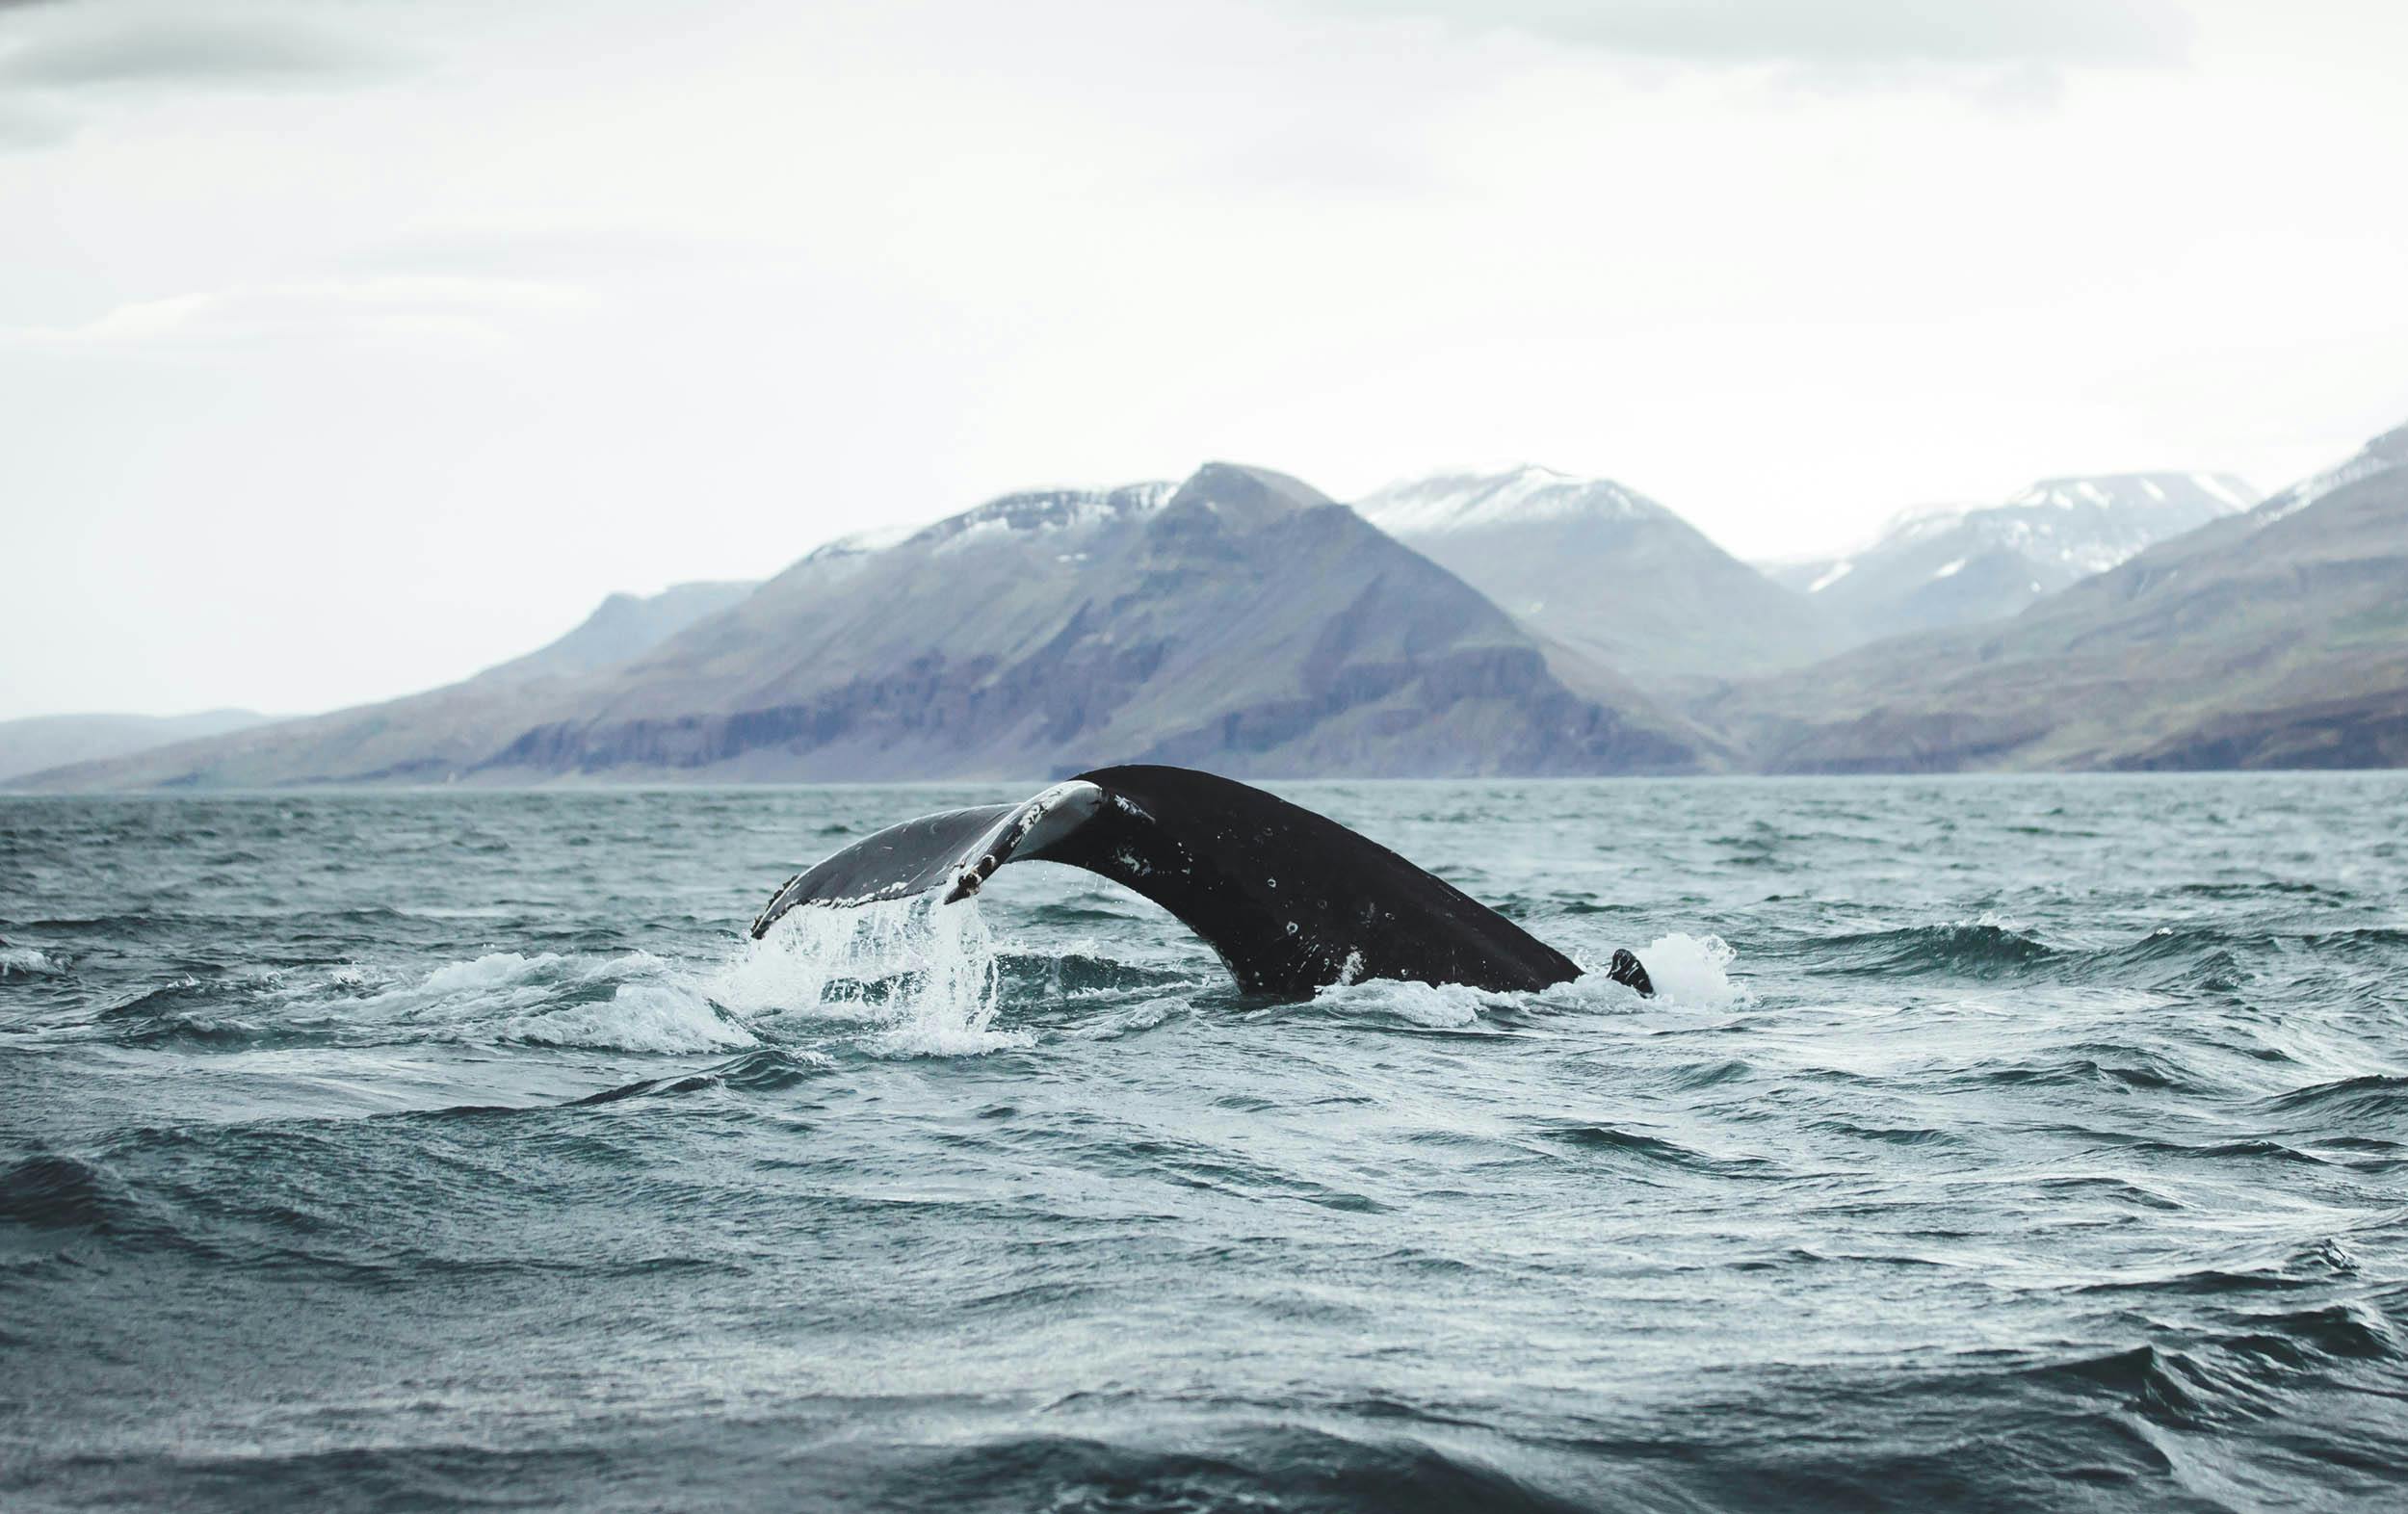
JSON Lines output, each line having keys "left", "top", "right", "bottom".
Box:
{"left": 5, "top": 776, "right": 2406, "bottom": 1512}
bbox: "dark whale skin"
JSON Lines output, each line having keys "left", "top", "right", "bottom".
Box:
{"left": 1031, "top": 766, "right": 1580, "bottom": 995}
{"left": 750, "top": 764, "right": 1607, "bottom": 998}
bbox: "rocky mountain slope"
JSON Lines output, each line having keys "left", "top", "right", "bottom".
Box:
{"left": 1356, "top": 466, "right": 1846, "bottom": 688}
{"left": 28, "top": 464, "right": 1709, "bottom": 789}
{"left": 1764, "top": 472, "right": 2257, "bottom": 641}
{"left": 471, "top": 581, "right": 758, "bottom": 685}
{"left": 0, "top": 710, "right": 275, "bottom": 785}
{"left": 1713, "top": 429, "right": 2408, "bottom": 771}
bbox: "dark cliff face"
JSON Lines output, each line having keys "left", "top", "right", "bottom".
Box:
{"left": 1708, "top": 428, "right": 2408, "bottom": 772}
{"left": 30, "top": 462, "right": 1705, "bottom": 788}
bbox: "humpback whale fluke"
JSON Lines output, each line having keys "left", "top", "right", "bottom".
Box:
{"left": 750, "top": 765, "right": 1653, "bottom": 999}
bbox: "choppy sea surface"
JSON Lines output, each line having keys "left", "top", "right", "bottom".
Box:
{"left": 4, "top": 775, "right": 2406, "bottom": 1512}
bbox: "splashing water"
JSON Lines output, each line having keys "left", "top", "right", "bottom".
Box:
{"left": 713, "top": 895, "right": 1027, "bottom": 1056}
{"left": 1310, "top": 935, "right": 1738, "bottom": 1026}
{"left": 1633, "top": 932, "right": 1747, "bottom": 1008}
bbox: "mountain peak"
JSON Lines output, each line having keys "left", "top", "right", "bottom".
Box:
{"left": 903, "top": 482, "right": 1175, "bottom": 549}
{"left": 1168, "top": 462, "right": 1333, "bottom": 518}
{"left": 1349, "top": 466, "right": 1844, "bottom": 687}
{"left": 1355, "top": 466, "right": 1666, "bottom": 535}
{"left": 2004, "top": 472, "right": 2258, "bottom": 515}
{"left": 472, "top": 580, "right": 758, "bottom": 685}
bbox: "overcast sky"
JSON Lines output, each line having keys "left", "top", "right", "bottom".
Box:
{"left": 3, "top": 0, "right": 2402, "bottom": 719}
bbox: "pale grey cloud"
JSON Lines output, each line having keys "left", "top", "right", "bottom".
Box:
{"left": 0, "top": 16, "right": 404, "bottom": 89}
{"left": 7, "top": 276, "right": 588, "bottom": 352}
{"left": 0, "top": 95, "right": 70, "bottom": 146}
{"left": 1288, "top": 0, "right": 2194, "bottom": 69}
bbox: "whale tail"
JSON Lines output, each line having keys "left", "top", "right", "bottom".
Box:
{"left": 750, "top": 764, "right": 1650, "bottom": 1000}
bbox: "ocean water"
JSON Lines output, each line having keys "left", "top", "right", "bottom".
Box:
{"left": 3, "top": 775, "right": 2405, "bottom": 1512}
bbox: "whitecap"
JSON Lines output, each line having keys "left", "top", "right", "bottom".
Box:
{"left": 1, "top": 945, "right": 64, "bottom": 977}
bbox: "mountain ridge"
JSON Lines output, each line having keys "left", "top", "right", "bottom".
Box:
{"left": 1709, "top": 427, "right": 2406, "bottom": 771}
{"left": 0, "top": 709, "right": 278, "bottom": 786}
{"left": 24, "top": 462, "right": 1710, "bottom": 790}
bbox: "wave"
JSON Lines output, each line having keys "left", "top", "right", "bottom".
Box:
{"left": 2018, "top": 1297, "right": 2400, "bottom": 1438}
{"left": 2017, "top": 1344, "right": 2248, "bottom": 1429}
{"left": 89, "top": 952, "right": 760, "bottom": 1055}
{"left": 2211, "top": 1302, "right": 2397, "bottom": 1364}
{"left": 0, "top": 945, "right": 65, "bottom": 978}
{"left": 2259, "top": 1073, "right": 2408, "bottom": 1124}
{"left": 2075, "top": 1236, "right": 2369, "bottom": 1296}
{"left": 860, "top": 1426, "right": 1588, "bottom": 1514}
{"left": 1538, "top": 1122, "right": 1781, "bottom": 1179}
{"left": 0, "top": 1153, "right": 120, "bottom": 1230}
{"left": 1309, "top": 977, "right": 1503, "bottom": 1029}
{"left": 1811, "top": 919, "right": 2055, "bottom": 979}
{"left": 1968, "top": 1046, "right": 2210, "bottom": 1095}
{"left": 575, "top": 1047, "right": 835, "bottom": 1105}
{"left": 994, "top": 951, "right": 1201, "bottom": 1001}
{"left": 383, "top": 950, "right": 741, "bottom": 1053}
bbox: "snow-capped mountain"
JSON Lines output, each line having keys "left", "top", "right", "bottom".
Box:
{"left": 1355, "top": 465, "right": 1848, "bottom": 688}
{"left": 1765, "top": 472, "right": 2259, "bottom": 641}
{"left": 31, "top": 464, "right": 1705, "bottom": 787}
{"left": 1716, "top": 423, "right": 2408, "bottom": 772}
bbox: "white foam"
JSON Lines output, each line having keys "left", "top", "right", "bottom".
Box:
{"left": 369, "top": 947, "right": 751, "bottom": 1053}
{"left": 0, "top": 945, "right": 62, "bottom": 975}
{"left": 498, "top": 982, "right": 758, "bottom": 1054}
{"left": 1312, "top": 977, "right": 1494, "bottom": 1027}
{"left": 717, "top": 896, "right": 1028, "bottom": 1056}
{"left": 1630, "top": 933, "right": 1748, "bottom": 1009}
{"left": 421, "top": 951, "right": 565, "bottom": 994}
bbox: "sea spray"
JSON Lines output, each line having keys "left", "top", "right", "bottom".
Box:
{"left": 1633, "top": 932, "right": 1748, "bottom": 1009}
{"left": 713, "top": 895, "right": 1027, "bottom": 1055}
